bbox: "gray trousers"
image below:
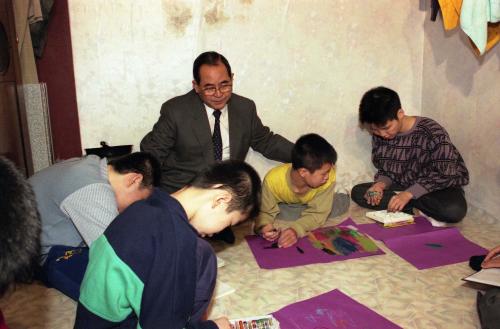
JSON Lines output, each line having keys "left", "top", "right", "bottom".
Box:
{"left": 276, "top": 192, "right": 350, "bottom": 221}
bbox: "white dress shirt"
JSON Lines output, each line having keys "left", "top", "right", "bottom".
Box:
{"left": 205, "top": 104, "right": 230, "bottom": 160}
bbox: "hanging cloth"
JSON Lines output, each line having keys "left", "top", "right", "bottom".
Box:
{"left": 437, "top": 0, "right": 463, "bottom": 30}
{"left": 460, "top": 0, "right": 500, "bottom": 54}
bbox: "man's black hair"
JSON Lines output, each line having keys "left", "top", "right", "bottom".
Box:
{"left": 193, "top": 51, "right": 232, "bottom": 84}
{"left": 0, "top": 157, "right": 41, "bottom": 296}
{"left": 359, "top": 86, "right": 402, "bottom": 126}
{"left": 291, "top": 133, "right": 337, "bottom": 172}
{"left": 108, "top": 152, "right": 161, "bottom": 188}
{"left": 189, "top": 160, "right": 261, "bottom": 219}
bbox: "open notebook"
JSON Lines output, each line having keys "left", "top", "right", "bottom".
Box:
{"left": 463, "top": 268, "right": 500, "bottom": 287}
{"left": 366, "top": 210, "right": 414, "bottom": 227}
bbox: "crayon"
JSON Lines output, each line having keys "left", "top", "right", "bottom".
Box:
{"left": 296, "top": 246, "right": 304, "bottom": 253}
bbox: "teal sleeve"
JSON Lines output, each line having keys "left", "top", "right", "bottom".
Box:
{"left": 79, "top": 236, "right": 145, "bottom": 324}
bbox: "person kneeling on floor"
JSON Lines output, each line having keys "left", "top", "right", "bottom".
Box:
{"left": 30, "top": 152, "right": 161, "bottom": 300}
{"left": 74, "top": 160, "right": 261, "bottom": 329}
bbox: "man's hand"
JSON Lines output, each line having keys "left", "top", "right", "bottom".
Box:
{"left": 278, "top": 228, "right": 298, "bottom": 248}
{"left": 260, "top": 224, "right": 280, "bottom": 241}
{"left": 364, "top": 182, "right": 386, "bottom": 206}
{"left": 482, "top": 245, "right": 500, "bottom": 269}
{"left": 387, "top": 191, "right": 413, "bottom": 212}
{"left": 213, "top": 317, "right": 231, "bottom": 329}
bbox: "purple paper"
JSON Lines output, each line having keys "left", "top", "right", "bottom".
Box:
{"left": 384, "top": 227, "right": 488, "bottom": 270}
{"left": 357, "top": 216, "right": 447, "bottom": 241}
{"left": 245, "top": 219, "right": 384, "bottom": 270}
{"left": 273, "top": 289, "right": 402, "bottom": 329}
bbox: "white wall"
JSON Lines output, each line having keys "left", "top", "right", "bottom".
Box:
{"left": 68, "top": 0, "right": 425, "bottom": 192}
{"left": 422, "top": 14, "right": 500, "bottom": 217}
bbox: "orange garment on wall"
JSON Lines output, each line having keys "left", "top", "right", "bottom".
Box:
{"left": 437, "top": 0, "right": 500, "bottom": 55}
{"left": 438, "top": 0, "right": 463, "bottom": 30}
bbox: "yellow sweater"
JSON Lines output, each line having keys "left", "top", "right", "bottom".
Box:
{"left": 255, "top": 163, "right": 336, "bottom": 237}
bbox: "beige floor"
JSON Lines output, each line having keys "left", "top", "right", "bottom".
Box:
{"left": 1, "top": 203, "right": 499, "bottom": 329}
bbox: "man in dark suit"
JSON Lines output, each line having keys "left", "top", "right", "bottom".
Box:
{"left": 141, "top": 51, "right": 293, "bottom": 242}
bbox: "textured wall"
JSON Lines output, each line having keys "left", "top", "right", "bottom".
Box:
{"left": 68, "top": 0, "right": 425, "bottom": 190}
{"left": 422, "top": 15, "right": 500, "bottom": 217}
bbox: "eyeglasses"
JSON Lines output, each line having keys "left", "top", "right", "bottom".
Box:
{"left": 201, "top": 83, "right": 232, "bottom": 96}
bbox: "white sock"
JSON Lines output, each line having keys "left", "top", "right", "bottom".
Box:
{"left": 418, "top": 210, "right": 449, "bottom": 227}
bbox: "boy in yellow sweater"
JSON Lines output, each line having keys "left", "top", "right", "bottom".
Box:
{"left": 255, "top": 133, "right": 342, "bottom": 248}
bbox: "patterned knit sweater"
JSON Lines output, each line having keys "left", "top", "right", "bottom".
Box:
{"left": 372, "top": 117, "right": 469, "bottom": 198}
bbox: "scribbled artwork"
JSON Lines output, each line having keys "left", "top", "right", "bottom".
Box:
{"left": 273, "top": 289, "right": 402, "bottom": 329}
{"left": 245, "top": 218, "right": 384, "bottom": 270}
{"left": 307, "top": 226, "right": 379, "bottom": 256}
{"left": 383, "top": 227, "right": 487, "bottom": 269}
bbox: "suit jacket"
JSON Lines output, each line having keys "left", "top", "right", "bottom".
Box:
{"left": 141, "top": 90, "right": 293, "bottom": 192}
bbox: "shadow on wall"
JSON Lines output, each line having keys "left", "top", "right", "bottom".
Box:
{"left": 422, "top": 11, "right": 500, "bottom": 96}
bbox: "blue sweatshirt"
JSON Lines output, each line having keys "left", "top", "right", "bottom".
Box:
{"left": 74, "top": 189, "right": 217, "bottom": 329}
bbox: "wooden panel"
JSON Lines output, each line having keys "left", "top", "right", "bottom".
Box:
{"left": 0, "top": 82, "right": 25, "bottom": 166}
{"left": 0, "top": 0, "right": 14, "bottom": 82}
{"left": 0, "top": 0, "right": 32, "bottom": 175}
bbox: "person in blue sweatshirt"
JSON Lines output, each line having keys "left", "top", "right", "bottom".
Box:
{"left": 74, "top": 160, "right": 261, "bottom": 329}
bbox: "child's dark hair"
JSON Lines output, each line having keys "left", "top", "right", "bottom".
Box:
{"left": 359, "top": 86, "right": 402, "bottom": 126}
{"left": 291, "top": 134, "right": 337, "bottom": 172}
{"left": 0, "top": 157, "right": 41, "bottom": 296}
{"left": 108, "top": 152, "right": 161, "bottom": 188}
{"left": 189, "top": 160, "right": 262, "bottom": 219}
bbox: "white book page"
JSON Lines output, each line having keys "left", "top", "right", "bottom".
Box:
{"left": 366, "top": 210, "right": 413, "bottom": 224}
{"left": 464, "top": 268, "right": 500, "bottom": 287}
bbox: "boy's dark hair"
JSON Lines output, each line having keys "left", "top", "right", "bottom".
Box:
{"left": 108, "top": 152, "right": 161, "bottom": 188}
{"left": 291, "top": 133, "right": 337, "bottom": 172}
{"left": 0, "top": 157, "right": 41, "bottom": 296}
{"left": 189, "top": 160, "right": 262, "bottom": 219}
{"left": 359, "top": 86, "right": 402, "bottom": 126}
{"left": 193, "top": 51, "right": 232, "bottom": 84}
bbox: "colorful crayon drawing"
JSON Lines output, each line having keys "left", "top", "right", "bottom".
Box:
{"left": 245, "top": 219, "right": 385, "bottom": 270}
{"left": 307, "top": 226, "right": 379, "bottom": 256}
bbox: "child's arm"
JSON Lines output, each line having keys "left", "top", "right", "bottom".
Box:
{"left": 288, "top": 183, "right": 335, "bottom": 237}
{"left": 254, "top": 181, "right": 280, "bottom": 235}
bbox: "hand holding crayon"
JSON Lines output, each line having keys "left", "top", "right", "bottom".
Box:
{"left": 277, "top": 228, "right": 298, "bottom": 248}
{"left": 260, "top": 224, "right": 281, "bottom": 242}
{"left": 365, "top": 182, "right": 385, "bottom": 206}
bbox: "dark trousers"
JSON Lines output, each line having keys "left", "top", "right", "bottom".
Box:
{"left": 351, "top": 182, "right": 467, "bottom": 223}
{"left": 38, "top": 245, "right": 89, "bottom": 301}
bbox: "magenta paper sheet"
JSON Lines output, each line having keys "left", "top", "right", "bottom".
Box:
{"left": 273, "top": 289, "right": 402, "bottom": 329}
{"left": 384, "top": 227, "right": 487, "bottom": 270}
{"left": 357, "top": 216, "right": 447, "bottom": 241}
{"left": 245, "top": 219, "right": 384, "bottom": 270}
